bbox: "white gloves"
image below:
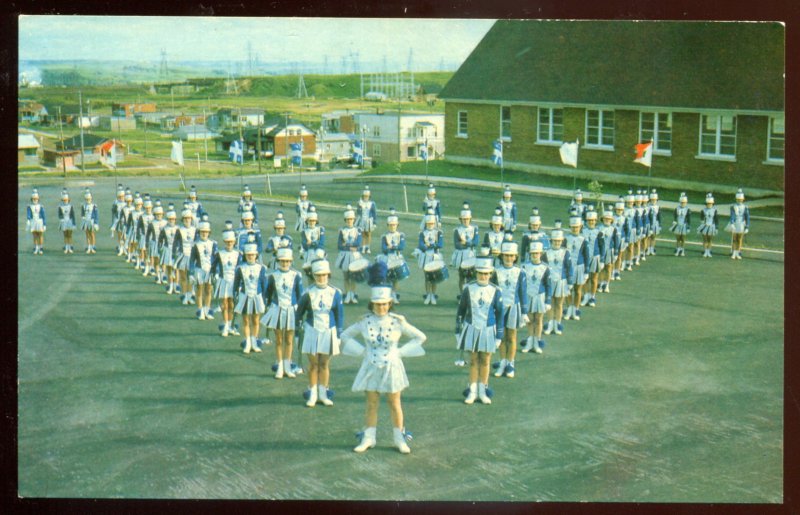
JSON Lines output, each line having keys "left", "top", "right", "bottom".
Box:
{"left": 521, "top": 314, "right": 530, "bottom": 325}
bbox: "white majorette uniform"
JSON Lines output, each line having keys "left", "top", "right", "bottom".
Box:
{"left": 570, "top": 190, "right": 587, "bottom": 219}
{"left": 378, "top": 230, "right": 407, "bottom": 267}
{"left": 238, "top": 186, "right": 259, "bottom": 226}
{"left": 212, "top": 247, "right": 242, "bottom": 299}
{"left": 296, "top": 283, "right": 344, "bottom": 355}
{"left": 233, "top": 261, "right": 269, "bottom": 314}
{"left": 119, "top": 201, "right": 134, "bottom": 242}
{"left": 483, "top": 229, "right": 505, "bottom": 263}
{"left": 498, "top": 190, "right": 517, "bottom": 232}
{"left": 137, "top": 211, "right": 154, "bottom": 250}
{"left": 190, "top": 237, "right": 218, "bottom": 285}
{"left": 520, "top": 230, "right": 550, "bottom": 263}
{"left": 336, "top": 225, "right": 362, "bottom": 271}
{"left": 265, "top": 232, "right": 293, "bottom": 270}
{"left": 598, "top": 219, "right": 619, "bottom": 267}
{"left": 261, "top": 266, "right": 304, "bottom": 330}
{"left": 726, "top": 202, "right": 750, "bottom": 234}
{"left": 613, "top": 204, "right": 630, "bottom": 253}
{"left": 157, "top": 221, "right": 178, "bottom": 266}
{"left": 356, "top": 196, "right": 377, "bottom": 234}
{"left": 494, "top": 263, "right": 528, "bottom": 330}
{"left": 417, "top": 225, "right": 444, "bottom": 269}
{"left": 126, "top": 205, "right": 144, "bottom": 246}
{"left": 522, "top": 259, "right": 552, "bottom": 314}
{"left": 58, "top": 201, "right": 76, "bottom": 232}
{"left": 80, "top": 200, "right": 98, "bottom": 232}
{"left": 295, "top": 198, "right": 312, "bottom": 232}
{"left": 545, "top": 245, "right": 572, "bottom": 298}
{"left": 623, "top": 200, "right": 639, "bottom": 244}
{"left": 172, "top": 225, "right": 197, "bottom": 271}
{"left": 452, "top": 223, "right": 479, "bottom": 268}
{"left": 341, "top": 312, "right": 426, "bottom": 394}
{"left": 110, "top": 195, "right": 126, "bottom": 234}
{"left": 564, "top": 230, "right": 589, "bottom": 286}
{"left": 185, "top": 190, "right": 204, "bottom": 227}
{"left": 698, "top": 205, "right": 719, "bottom": 236}
{"left": 671, "top": 204, "right": 692, "bottom": 235}
{"left": 648, "top": 191, "right": 662, "bottom": 235}
{"left": 301, "top": 224, "right": 325, "bottom": 265}
{"left": 27, "top": 201, "right": 46, "bottom": 233}
{"left": 146, "top": 216, "right": 168, "bottom": 259}
{"left": 455, "top": 280, "right": 505, "bottom": 353}
{"left": 420, "top": 186, "right": 441, "bottom": 229}
{"left": 581, "top": 223, "right": 604, "bottom": 274}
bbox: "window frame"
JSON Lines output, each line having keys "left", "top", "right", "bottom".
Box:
{"left": 500, "top": 105, "right": 512, "bottom": 141}
{"left": 697, "top": 114, "right": 737, "bottom": 161}
{"left": 766, "top": 115, "right": 784, "bottom": 164}
{"left": 639, "top": 112, "right": 673, "bottom": 155}
{"left": 536, "top": 107, "right": 564, "bottom": 145}
{"left": 584, "top": 109, "right": 615, "bottom": 150}
{"left": 457, "top": 110, "right": 468, "bottom": 138}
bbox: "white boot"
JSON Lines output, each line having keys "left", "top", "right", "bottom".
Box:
{"left": 543, "top": 319, "right": 554, "bottom": 335}
{"left": 464, "top": 383, "right": 478, "bottom": 404}
{"left": 521, "top": 336, "right": 533, "bottom": 353}
{"left": 306, "top": 385, "right": 318, "bottom": 407}
{"left": 283, "top": 359, "right": 296, "bottom": 378}
{"left": 354, "top": 427, "right": 376, "bottom": 453}
{"left": 205, "top": 307, "right": 214, "bottom": 320}
{"left": 275, "top": 360, "right": 284, "bottom": 379}
{"left": 430, "top": 294, "right": 437, "bottom": 305}
{"left": 534, "top": 339, "right": 544, "bottom": 354}
{"left": 393, "top": 427, "right": 411, "bottom": 454}
{"left": 243, "top": 337, "right": 252, "bottom": 354}
{"left": 423, "top": 293, "right": 431, "bottom": 305}
{"left": 494, "top": 359, "right": 507, "bottom": 378}
{"left": 221, "top": 322, "right": 229, "bottom": 337}
{"left": 318, "top": 385, "right": 334, "bottom": 406}
{"left": 478, "top": 383, "right": 492, "bottom": 404}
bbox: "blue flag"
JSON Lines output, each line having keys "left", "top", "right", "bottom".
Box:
{"left": 290, "top": 142, "right": 303, "bottom": 165}
{"left": 492, "top": 140, "right": 503, "bottom": 166}
{"left": 419, "top": 142, "right": 428, "bottom": 162}
{"left": 352, "top": 140, "right": 364, "bottom": 164}
{"left": 229, "top": 139, "right": 244, "bottom": 164}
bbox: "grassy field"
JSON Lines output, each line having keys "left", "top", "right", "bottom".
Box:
{"left": 17, "top": 177, "right": 783, "bottom": 501}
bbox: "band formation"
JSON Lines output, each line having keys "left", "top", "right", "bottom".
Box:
{"left": 24, "top": 182, "right": 752, "bottom": 454}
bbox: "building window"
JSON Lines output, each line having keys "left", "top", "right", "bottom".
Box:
{"left": 585, "top": 109, "right": 614, "bottom": 148}
{"left": 639, "top": 112, "right": 672, "bottom": 153}
{"left": 767, "top": 116, "right": 784, "bottom": 162}
{"left": 407, "top": 146, "right": 416, "bottom": 158}
{"left": 699, "top": 114, "right": 736, "bottom": 158}
{"left": 457, "top": 111, "right": 468, "bottom": 137}
{"left": 500, "top": 106, "right": 511, "bottom": 140}
{"left": 373, "top": 144, "right": 381, "bottom": 157}
{"left": 537, "top": 107, "right": 564, "bottom": 143}
{"left": 373, "top": 126, "right": 381, "bottom": 137}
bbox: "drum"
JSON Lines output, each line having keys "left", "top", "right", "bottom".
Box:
{"left": 348, "top": 258, "right": 370, "bottom": 283}
{"left": 423, "top": 258, "right": 450, "bottom": 284}
{"left": 459, "top": 257, "right": 476, "bottom": 281}
{"left": 387, "top": 253, "right": 410, "bottom": 282}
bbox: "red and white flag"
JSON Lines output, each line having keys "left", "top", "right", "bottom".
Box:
{"left": 634, "top": 141, "right": 653, "bottom": 168}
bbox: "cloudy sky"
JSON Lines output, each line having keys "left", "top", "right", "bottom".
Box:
{"left": 19, "top": 16, "right": 495, "bottom": 67}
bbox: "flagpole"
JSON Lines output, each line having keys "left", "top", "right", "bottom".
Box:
{"left": 424, "top": 138, "right": 429, "bottom": 182}
{"left": 648, "top": 138, "right": 653, "bottom": 189}
{"left": 238, "top": 108, "right": 244, "bottom": 190}
{"left": 500, "top": 139, "right": 505, "bottom": 187}
{"left": 573, "top": 138, "right": 578, "bottom": 192}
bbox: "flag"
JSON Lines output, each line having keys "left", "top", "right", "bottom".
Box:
{"left": 170, "top": 140, "right": 184, "bottom": 166}
{"left": 229, "top": 139, "right": 244, "bottom": 164}
{"left": 419, "top": 141, "right": 429, "bottom": 162}
{"left": 559, "top": 139, "right": 579, "bottom": 168}
{"left": 352, "top": 140, "right": 364, "bottom": 164}
{"left": 107, "top": 142, "right": 117, "bottom": 168}
{"left": 290, "top": 142, "right": 303, "bottom": 165}
{"left": 491, "top": 140, "right": 503, "bottom": 166}
{"left": 634, "top": 140, "right": 653, "bottom": 168}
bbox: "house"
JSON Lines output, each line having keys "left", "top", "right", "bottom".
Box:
{"left": 161, "top": 114, "right": 207, "bottom": 131}
{"left": 100, "top": 116, "right": 137, "bottom": 131}
{"left": 210, "top": 108, "right": 265, "bottom": 130}
{"left": 351, "top": 110, "right": 445, "bottom": 163}
{"left": 42, "top": 147, "right": 81, "bottom": 170}
{"left": 18, "top": 134, "right": 41, "bottom": 164}
{"left": 315, "top": 132, "right": 354, "bottom": 162}
{"left": 56, "top": 134, "right": 126, "bottom": 165}
{"left": 173, "top": 124, "right": 220, "bottom": 141}
{"left": 111, "top": 102, "right": 157, "bottom": 118}
{"left": 438, "top": 20, "right": 785, "bottom": 190}
{"left": 321, "top": 110, "right": 361, "bottom": 134}
{"left": 215, "top": 120, "right": 316, "bottom": 162}
{"left": 42, "top": 104, "right": 81, "bottom": 125}
{"left": 19, "top": 101, "right": 48, "bottom": 124}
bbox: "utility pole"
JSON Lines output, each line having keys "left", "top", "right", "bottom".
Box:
{"left": 238, "top": 108, "right": 244, "bottom": 190}
{"left": 78, "top": 90, "right": 86, "bottom": 172}
{"left": 58, "top": 106, "right": 66, "bottom": 179}
{"left": 202, "top": 107, "right": 208, "bottom": 162}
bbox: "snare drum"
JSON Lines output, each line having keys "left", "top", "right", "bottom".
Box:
{"left": 423, "top": 258, "right": 450, "bottom": 284}
{"left": 387, "top": 253, "right": 410, "bottom": 282}
{"left": 459, "top": 257, "right": 477, "bottom": 281}
{"left": 348, "top": 258, "right": 370, "bottom": 283}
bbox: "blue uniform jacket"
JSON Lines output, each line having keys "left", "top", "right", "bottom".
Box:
{"left": 455, "top": 282, "right": 505, "bottom": 340}
{"left": 295, "top": 286, "right": 345, "bottom": 333}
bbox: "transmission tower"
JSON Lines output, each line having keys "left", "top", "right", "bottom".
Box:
{"left": 247, "top": 42, "right": 253, "bottom": 76}
{"left": 158, "top": 49, "right": 170, "bottom": 83}
{"left": 407, "top": 48, "right": 413, "bottom": 72}
{"left": 297, "top": 69, "right": 308, "bottom": 98}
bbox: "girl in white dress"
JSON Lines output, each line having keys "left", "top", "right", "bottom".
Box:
{"left": 233, "top": 243, "right": 269, "bottom": 354}
{"left": 295, "top": 259, "right": 345, "bottom": 407}
{"left": 261, "top": 248, "right": 304, "bottom": 379}
{"left": 190, "top": 221, "right": 218, "bottom": 320}
{"left": 670, "top": 193, "right": 691, "bottom": 256}
{"left": 27, "top": 189, "right": 46, "bottom": 254}
{"left": 698, "top": 193, "right": 719, "bottom": 258}
{"left": 265, "top": 213, "right": 293, "bottom": 270}
{"left": 212, "top": 230, "right": 242, "bottom": 337}
{"left": 726, "top": 189, "right": 751, "bottom": 259}
{"left": 646, "top": 189, "right": 662, "bottom": 256}
{"left": 335, "top": 206, "right": 362, "bottom": 304}
{"left": 80, "top": 189, "right": 99, "bottom": 254}
{"left": 356, "top": 186, "right": 377, "bottom": 254}
{"left": 57, "top": 190, "right": 76, "bottom": 254}
{"left": 612, "top": 199, "right": 629, "bottom": 280}
{"left": 456, "top": 256, "right": 504, "bottom": 405}
{"left": 342, "top": 286, "right": 426, "bottom": 454}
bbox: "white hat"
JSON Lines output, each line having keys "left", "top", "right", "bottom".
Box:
{"left": 84, "top": 190, "right": 92, "bottom": 200}
{"left": 222, "top": 230, "right": 236, "bottom": 241}
{"left": 553, "top": 219, "right": 563, "bottom": 230}
{"left": 144, "top": 200, "right": 153, "bottom": 208}
{"left": 735, "top": 188, "right": 745, "bottom": 200}
{"left": 569, "top": 216, "right": 583, "bottom": 227}
{"left": 344, "top": 204, "right": 356, "bottom": 219}
{"left": 299, "top": 184, "right": 308, "bottom": 196}
{"left": 474, "top": 257, "right": 494, "bottom": 273}
{"left": 459, "top": 201, "right": 472, "bottom": 219}
{"left": 478, "top": 246, "right": 492, "bottom": 257}
{"left": 276, "top": 248, "right": 293, "bottom": 260}
{"left": 387, "top": 207, "right": 398, "bottom": 225}
{"left": 189, "top": 185, "right": 197, "bottom": 198}
{"left": 427, "top": 183, "right": 436, "bottom": 195}
{"left": 311, "top": 259, "right": 331, "bottom": 275}
{"left": 116, "top": 188, "right": 125, "bottom": 197}
{"left": 362, "top": 185, "right": 371, "bottom": 196}
{"left": 551, "top": 229, "right": 564, "bottom": 240}
{"left": 424, "top": 214, "right": 437, "bottom": 225}
{"left": 370, "top": 286, "right": 393, "bottom": 303}
{"left": 124, "top": 193, "right": 133, "bottom": 201}
{"left": 706, "top": 193, "right": 715, "bottom": 204}
{"left": 60, "top": 190, "right": 68, "bottom": 200}
{"left": 500, "top": 241, "right": 518, "bottom": 255}
{"left": 198, "top": 221, "right": 211, "bottom": 232}
{"left": 181, "top": 209, "right": 193, "bottom": 218}
{"left": 602, "top": 210, "right": 613, "bottom": 219}
{"left": 503, "top": 186, "right": 512, "bottom": 198}
{"left": 574, "top": 189, "right": 583, "bottom": 201}
{"left": 491, "top": 215, "right": 503, "bottom": 225}
{"left": 154, "top": 206, "right": 164, "bottom": 215}
{"left": 679, "top": 192, "right": 688, "bottom": 203}
{"left": 242, "top": 185, "right": 252, "bottom": 197}
{"left": 166, "top": 210, "right": 177, "bottom": 219}
{"left": 242, "top": 211, "right": 254, "bottom": 221}
{"left": 274, "top": 218, "right": 286, "bottom": 229}
{"left": 529, "top": 215, "right": 541, "bottom": 225}
{"left": 649, "top": 189, "right": 658, "bottom": 200}
{"left": 585, "top": 210, "right": 598, "bottom": 221}
{"left": 625, "top": 189, "right": 634, "bottom": 202}
{"left": 224, "top": 220, "right": 234, "bottom": 230}
{"left": 244, "top": 243, "right": 259, "bottom": 255}
{"left": 307, "top": 210, "right": 319, "bottom": 222}
{"left": 529, "top": 241, "right": 544, "bottom": 253}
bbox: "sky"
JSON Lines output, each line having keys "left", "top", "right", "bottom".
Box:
{"left": 19, "top": 16, "right": 495, "bottom": 67}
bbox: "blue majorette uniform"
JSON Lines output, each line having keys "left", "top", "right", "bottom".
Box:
{"left": 545, "top": 246, "right": 572, "bottom": 298}
{"left": 452, "top": 223, "right": 479, "bottom": 268}
{"left": 520, "top": 230, "right": 550, "bottom": 263}
{"left": 416, "top": 226, "right": 444, "bottom": 269}
{"left": 649, "top": 201, "right": 662, "bottom": 236}
{"left": 119, "top": 202, "right": 134, "bottom": 242}
{"left": 455, "top": 281, "right": 505, "bottom": 353}
{"left": 80, "top": 201, "right": 98, "bottom": 232}
{"left": 238, "top": 200, "right": 259, "bottom": 227}
{"left": 296, "top": 283, "right": 344, "bottom": 355}
{"left": 636, "top": 203, "right": 649, "bottom": 243}
{"left": 232, "top": 261, "right": 269, "bottom": 314}
{"left": 301, "top": 225, "right": 326, "bottom": 265}
{"left": 623, "top": 204, "right": 639, "bottom": 246}
{"left": 581, "top": 224, "right": 604, "bottom": 275}
{"left": 212, "top": 247, "right": 242, "bottom": 299}
{"left": 157, "top": 221, "right": 179, "bottom": 266}
{"left": 110, "top": 196, "right": 126, "bottom": 234}
{"left": 522, "top": 259, "right": 552, "bottom": 315}
{"left": 420, "top": 190, "right": 441, "bottom": 229}
{"left": 265, "top": 233, "right": 293, "bottom": 270}
{"left": 483, "top": 229, "right": 505, "bottom": 265}
{"left": 237, "top": 227, "right": 263, "bottom": 255}
{"left": 126, "top": 206, "right": 144, "bottom": 247}
{"left": 598, "top": 219, "right": 619, "bottom": 267}
{"left": 335, "top": 226, "right": 362, "bottom": 271}
{"left": 172, "top": 225, "right": 197, "bottom": 271}
{"left": 190, "top": 237, "right": 218, "bottom": 285}
{"left": 493, "top": 263, "right": 528, "bottom": 330}
{"left": 136, "top": 211, "right": 154, "bottom": 251}
{"left": 356, "top": 197, "right": 378, "bottom": 235}
{"left": 58, "top": 201, "right": 76, "bottom": 232}
{"left": 342, "top": 312, "right": 426, "bottom": 394}
{"left": 294, "top": 199, "right": 312, "bottom": 232}
{"left": 698, "top": 206, "right": 719, "bottom": 236}
{"left": 378, "top": 229, "right": 407, "bottom": 276}
{"left": 671, "top": 205, "right": 692, "bottom": 235}
{"left": 185, "top": 197, "right": 205, "bottom": 227}
{"left": 146, "top": 216, "right": 167, "bottom": 259}
{"left": 564, "top": 231, "right": 589, "bottom": 287}
{"left": 498, "top": 197, "right": 517, "bottom": 233}
{"left": 260, "top": 266, "right": 304, "bottom": 330}
{"left": 727, "top": 202, "right": 750, "bottom": 235}
{"left": 570, "top": 199, "right": 587, "bottom": 220}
